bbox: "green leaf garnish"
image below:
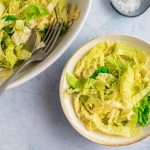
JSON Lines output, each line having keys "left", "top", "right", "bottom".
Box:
{"left": 3, "top": 15, "right": 18, "bottom": 21}
{"left": 91, "top": 66, "right": 109, "bottom": 79}
{"left": 136, "top": 96, "right": 150, "bottom": 126}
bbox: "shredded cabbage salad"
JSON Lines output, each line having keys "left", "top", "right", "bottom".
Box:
{"left": 66, "top": 41, "right": 150, "bottom": 137}
{"left": 0, "top": 0, "right": 79, "bottom": 78}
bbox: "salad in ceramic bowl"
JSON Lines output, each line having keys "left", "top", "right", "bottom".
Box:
{"left": 0, "top": 0, "right": 92, "bottom": 88}
{"left": 0, "top": 0, "right": 79, "bottom": 80}
{"left": 60, "top": 34, "right": 150, "bottom": 146}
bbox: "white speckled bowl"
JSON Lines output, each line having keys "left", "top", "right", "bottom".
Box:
{"left": 60, "top": 34, "right": 150, "bottom": 146}
{"left": 8, "top": 0, "right": 92, "bottom": 89}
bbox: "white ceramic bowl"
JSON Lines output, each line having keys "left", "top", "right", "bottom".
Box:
{"left": 60, "top": 34, "right": 150, "bottom": 146}
{"left": 7, "top": 0, "right": 92, "bottom": 89}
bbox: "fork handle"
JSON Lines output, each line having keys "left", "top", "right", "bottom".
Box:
{"left": 0, "top": 58, "right": 33, "bottom": 96}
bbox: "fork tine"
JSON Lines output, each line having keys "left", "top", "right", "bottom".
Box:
{"left": 44, "top": 22, "right": 63, "bottom": 54}
{"left": 43, "top": 19, "right": 57, "bottom": 41}
{"left": 44, "top": 21, "right": 59, "bottom": 46}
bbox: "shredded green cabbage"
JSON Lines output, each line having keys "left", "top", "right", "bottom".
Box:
{"left": 135, "top": 96, "right": 150, "bottom": 126}
{"left": 66, "top": 41, "right": 150, "bottom": 137}
{"left": 0, "top": 0, "right": 79, "bottom": 78}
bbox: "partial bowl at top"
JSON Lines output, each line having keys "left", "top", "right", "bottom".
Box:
{"left": 60, "top": 34, "right": 150, "bottom": 146}
{"left": 7, "top": 0, "right": 92, "bottom": 89}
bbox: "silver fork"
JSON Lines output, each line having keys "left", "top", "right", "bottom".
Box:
{"left": 0, "top": 20, "right": 63, "bottom": 95}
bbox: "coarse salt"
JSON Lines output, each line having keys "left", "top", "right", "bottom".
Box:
{"left": 117, "top": 0, "right": 141, "bottom": 13}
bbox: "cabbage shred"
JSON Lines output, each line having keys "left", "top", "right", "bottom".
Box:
{"left": 66, "top": 41, "right": 150, "bottom": 137}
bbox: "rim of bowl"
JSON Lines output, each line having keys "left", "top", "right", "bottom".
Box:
{"left": 59, "top": 34, "right": 150, "bottom": 146}
{"left": 7, "top": 0, "right": 93, "bottom": 89}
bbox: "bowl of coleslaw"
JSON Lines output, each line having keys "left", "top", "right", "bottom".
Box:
{"left": 60, "top": 34, "right": 150, "bottom": 146}
{"left": 0, "top": 0, "right": 92, "bottom": 88}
